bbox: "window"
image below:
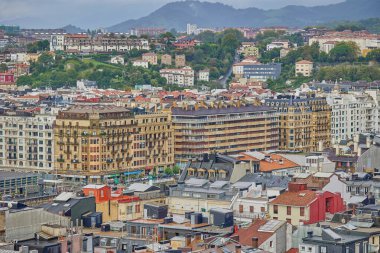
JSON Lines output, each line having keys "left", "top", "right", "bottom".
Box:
{"left": 239, "top": 205, "right": 243, "bottom": 213}
{"left": 135, "top": 204, "right": 140, "bottom": 213}
{"left": 273, "top": 205, "right": 278, "bottom": 214}
{"left": 287, "top": 206, "right": 291, "bottom": 215}
{"left": 300, "top": 207, "right": 305, "bottom": 216}
{"left": 261, "top": 207, "right": 265, "bottom": 212}
{"left": 363, "top": 241, "right": 368, "bottom": 253}
{"left": 269, "top": 241, "right": 273, "bottom": 248}
{"left": 320, "top": 246, "right": 327, "bottom": 253}
{"left": 286, "top": 218, "right": 291, "bottom": 224}
{"left": 355, "top": 243, "right": 360, "bottom": 253}
{"left": 250, "top": 206, "right": 254, "bottom": 213}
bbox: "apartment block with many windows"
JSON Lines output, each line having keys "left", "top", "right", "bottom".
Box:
{"left": 172, "top": 102, "right": 279, "bottom": 160}
{"left": 265, "top": 97, "right": 331, "bottom": 153}
{"left": 54, "top": 105, "right": 174, "bottom": 183}
{"left": 0, "top": 111, "right": 55, "bottom": 173}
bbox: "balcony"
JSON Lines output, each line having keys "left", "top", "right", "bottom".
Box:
{"left": 106, "top": 159, "right": 113, "bottom": 163}
{"left": 57, "top": 158, "right": 65, "bottom": 163}
{"left": 71, "top": 159, "right": 80, "bottom": 163}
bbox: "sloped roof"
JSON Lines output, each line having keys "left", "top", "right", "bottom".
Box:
{"left": 270, "top": 190, "right": 317, "bottom": 206}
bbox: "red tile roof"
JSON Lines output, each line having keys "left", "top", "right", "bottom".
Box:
{"left": 233, "top": 219, "right": 274, "bottom": 247}
{"left": 270, "top": 190, "right": 317, "bottom": 206}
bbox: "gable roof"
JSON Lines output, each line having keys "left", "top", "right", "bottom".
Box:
{"left": 270, "top": 190, "right": 317, "bottom": 206}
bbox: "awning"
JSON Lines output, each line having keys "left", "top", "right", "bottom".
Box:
{"left": 124, "top": 170, "right": 143, "bottom": 176}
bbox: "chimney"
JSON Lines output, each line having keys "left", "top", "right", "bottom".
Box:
{"left": 235, "top": 245, "right": 242, "bottom": 253}
{"left": 185, "top": 234, "right": 192, "bottom": 247}
{"left": 307, "top": 231, "right": 313, "bottom": 238}
{"left": 366, "top": 136, "right": 372, "bottom": 148}
{"left": 288, "top": 182, "right": 307, "bottom": 192}
{"left": 252, "top": 237, "right": 259, "bottom": 248}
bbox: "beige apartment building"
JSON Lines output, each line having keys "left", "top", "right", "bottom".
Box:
{"left": 295, "top": 60, "right": 313, "bottom": 77}
{"left": 175, "top": 54, "right": 186, "bottom": 67}
{"left": 171, "top": 101, "right": 279, "bottom": 160}
{"left": 54, "top": 105, "right": 174, "bottom": 183}
{"left": 160, "top": 66, "right": 195, "bottom": 87}
{"left": 265, "top": 97, "right": 331, "bottom": 153}
{"left": 142, "top": 52, "right": 158, "bottom": 65}
{"left": 161, "top": 54, "right": 172, "bottom": 65}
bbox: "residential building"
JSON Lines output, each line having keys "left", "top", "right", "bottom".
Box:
{"left": 280, "top": 48, "right": 292, "bottom": 58}
{"left": 266, "top": 41, "right": 289, "bottom": 51}
{"left": 54, "top": 105, "right": 174, "bottom": 183}
{"left": 110, "top": 55, "right": 124, "bottom": 65}
{"left": 308, "top": 30, "right": 380, "bottom": 54}
{"left": 321, "top": 41, "right": 338, "bottom": 54}
{"left": 178, "top": 153, "right": 251, "bottom": 184}
{"left": 240, "top": 43, "right": 259, "bottom": 57}
{"left": 0, "top": 73, "right": 14, "bottom": 83}
{"left": 50, "top": 34, "right": 65, "bottom": 51}
{"left": 326, "top": 92, "right": 378, "bottom": 142}
{"left": 299, "top": 228, "right": 371, "bottom": 253}
{"left": 187, "top": 24, "right": 198, "bottom": 35}
{"left": 198, "top": 69, "right": 210, "bottom": 82}
{"left": 233, "top": 219, "right": 293, "bottom": 253}
{"left": 173, "top": 39, "right": 198, "bottom": 49}
{"left": 160, "top": 66, "right": 194, "bottom": 87}
{"left": 133, "top": 60, "right": 149, "bottom": 69}
{"left": 130, "top": 27, "right": 166, "bottom": 37}
{"left": 175, "top": 54, "right": 186, "bottom": 67}
{"left": 0, "top": 110, "right": 55, "bottom": 173}
{"left": 295, "top": 60, "right": 313, "bottom": 77}
{"left": 58, "top": 34, "right": 150, "bottom": 53}
{"left": 265, "top": 97, "right": 331, "bottom": 153}
{"left": 171, "top": 102, "right": 279, "bottom": 160}
{"left": 41, "top": 192, "right": 95, "bottom": 223}
{"left": 0, "top": 171, "right": 39, "bottom": 196}
{"left": 233, "top": 59, "right": 282, "bottom": 81}
{"left": 268, "top": 182, "right": 345, "bottom": 226}
{"left": 142, "top": 52, "right": 158, "bottom": 65}
{"left": 161, "top": 54, "right": 172, "bottom": 65}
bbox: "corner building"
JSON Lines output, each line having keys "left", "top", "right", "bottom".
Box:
{"left": 54, "top": 105, "right": 174, "bottom": 183}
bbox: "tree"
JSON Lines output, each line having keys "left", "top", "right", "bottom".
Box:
{"left": 164, "top": 167, "right": 173, "bottom": 175}
{"left": 16, "top": 75, "right": 33, "bottom": 86}
{"left": 366, "top": 49, "right": 380, "bottom": 62}
{"left": 172, "top": 165, "right": 180, "bottom": 175}
{"left": 0, "top": 63, "right": 7, "bottom": 72}
{"left": 329, "top": 42, "right": 360, "bottom": 62}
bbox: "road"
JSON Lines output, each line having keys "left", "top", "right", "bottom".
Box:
{"left": 218, "top": 50, "right": 240, "bottom": 88}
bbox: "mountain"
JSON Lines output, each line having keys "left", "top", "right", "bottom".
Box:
{"left": 108, "top": 0, "right": 380, "bottom": 32}
{"left": 61, "top": 25, "right": 85, "bottom": 33}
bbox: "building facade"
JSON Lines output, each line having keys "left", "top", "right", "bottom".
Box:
{"left": 142, "top": 53, "right": 158, "bottom": 65}
{"left": 265, "top": 97, "right": 331, "bottom": 153}
{"left": 295, "top": 60, "right": 313, "bottom": 77}
{"left": 54, "top": 105, "right": 174, "bottom": 183}
{"left": 172, "top": 102, "right": 279, "bottom": 160}
{"left": 175, "top": 54, "right": 186, "bottom": 67}
{"left": 161, "top": 54, "right": 172, "bottom": 65}
{"left": 0, "top": 111, "right": 55, "bottom": 173}
{"left": 160, "top": 67, "right": 195, "bottom": 87}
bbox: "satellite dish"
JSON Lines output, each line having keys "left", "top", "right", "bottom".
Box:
{"left": 7, "top": 203, "right": 12, "bottom": 208}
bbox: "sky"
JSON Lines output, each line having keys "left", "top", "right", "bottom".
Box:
{"left": 0, "top": 0, "right": 344, "bottom": 29}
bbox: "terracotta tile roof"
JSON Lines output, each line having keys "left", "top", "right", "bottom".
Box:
{"left": 233, "top": 219, "right": 274, "bottom": 247}
{"left": 238, "top": 152, "right": 300, "bottom": 172}
{"left": 270, "top": 190, "right": 317, "bottom": 206}
{"left": 287, "top": 248, "right": 299, "bottom": 253}
{"left": 296, "top": 60, "right": 313, "bottom": 64}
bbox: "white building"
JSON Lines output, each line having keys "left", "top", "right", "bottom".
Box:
{"left": 50, "top": 35, "right": 65, "bottom": 51}
{"left": 133, "top": 60, "right": 149, "bottom": 69}
{"left": 197, "top": 69, "right": 209, "bottom": 82}
{"left": 160, "top": 66, "right": 194, "bottom": 87}
{"left": 0, "top": 111, "right": 56, "bottom": 173}
{"left": 326, "top": 92, "right": 379, "bottom": 142}
{"left": 186, "top": 24, "right": 198, "bottom": 35}
{"left": 110, "top": 55, "right": 124, "bottom": 65}
{"left": 266, "top": 41, "right": 289, "bottom": 51}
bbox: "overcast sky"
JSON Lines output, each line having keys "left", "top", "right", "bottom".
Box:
{"left": 0, "top": 0, "right": 344, "bottom": 29}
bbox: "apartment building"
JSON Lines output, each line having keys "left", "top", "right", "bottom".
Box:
{"left": 326, "top": 92, "right": 378, "bottom": 142}
{"left": 0, "top": 111, "right": 55, "bottom": 173}
{"left": 54, "top": 34, "right": 150, "bottom": 53}
{"left": 171, "top": 101, "right": 279, "bottom": 160}
{"left": 132, "top": 60, "right": 149, "bottom": 69}
{"left": 160, "top": 66, "right": 195, "bottom": 87}
{"left": 142, "top": 53, "right": 158, "bottom": 65}
{"left": 197, "top": 69, "right": 209, "bottom": 82}
{"left": 161, "top": 54, "right": 172, "bottom": 65}
{"left": 265, "top": 97, "right": 331, "bottom": 153}
{"left": 233, "top": 59, "right": 281, "bottom": 81}
{"left": 130, "top": 27, "right": 166, "bottom": 37}
{"left": 175, "top": 54, "right": 186, "bottom": 67}
{"left": 309, "top": 30, "right": 380, "bottom": 54}
{"left": 54, "top": 105, "right": 174, "bottom": 183}
{"left": 295, "top": 60, "right": 313, "bottom": 77}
